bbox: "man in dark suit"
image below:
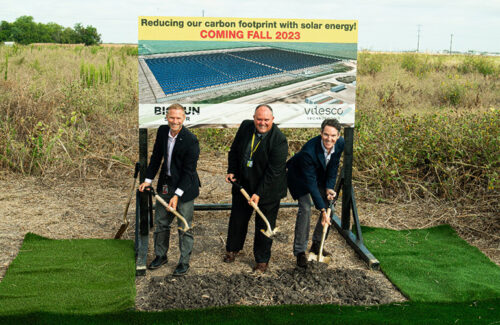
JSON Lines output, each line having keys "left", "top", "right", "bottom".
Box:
{"left": 224, "top": 104, "right": 288, "bottom": 273}
{"left": 138, "top": 103, "right": 200, "bottom": 276}
{"left": 286, "top": 118, "right": 344, "bottom": 268}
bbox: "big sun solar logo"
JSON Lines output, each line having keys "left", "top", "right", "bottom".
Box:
{"left": 154, "top": 106, "right": 201, "bottom": 121}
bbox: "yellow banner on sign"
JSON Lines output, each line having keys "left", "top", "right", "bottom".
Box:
{"left": 138, "top": 17, "right": 358, "bottom": 43}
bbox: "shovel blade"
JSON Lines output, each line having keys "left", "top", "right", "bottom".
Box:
{"left": 177, "top": 226, "right": 191, "bottom": 233}
{"left": 318, "top": 255, "right": 332, "bottom": 265}
{"left": 114, "top": 221, "right": 130, "bottom": 239}
{"left": 308, "top": 252, "right": 318, "bottom": 261}
{"left": 260, "top": 229, "right": 274, "bottom": 239}
{"left": 307, "top": 252, "right": 331, "bottom": 264}
{"left": 260, "top": 226, "right": 279, "bottom": 238}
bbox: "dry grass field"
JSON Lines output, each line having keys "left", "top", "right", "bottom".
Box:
{"left": 0, "top": 46, "right": 497, "bottom": 195}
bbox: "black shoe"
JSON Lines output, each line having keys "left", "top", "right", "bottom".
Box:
{"left": 148, "top": 255, "right": 167, "bottom": 270}
{"left": 310, "top": 241, "right": 331, "bottom": 257}
{"left": 297, "top": 252, "right": 307, "bottom": 268}
{"left": 173, "top": 263, "right": 189, "bottom": 276}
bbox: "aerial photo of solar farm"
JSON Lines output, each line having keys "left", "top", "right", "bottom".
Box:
{"left": 138, "top": 41, "right": 357, "bottom": 107}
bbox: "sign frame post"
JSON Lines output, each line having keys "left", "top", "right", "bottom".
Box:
{"left": 135, "top": 128, "right": 149, "bottom": 276}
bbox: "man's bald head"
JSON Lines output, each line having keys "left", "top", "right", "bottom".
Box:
{"left": 253, "top": 104, "right": 274, "bottom": 134}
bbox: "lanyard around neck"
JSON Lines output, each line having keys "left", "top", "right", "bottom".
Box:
{"left": 250, "top": 133, "right": 262, "bottom": 159}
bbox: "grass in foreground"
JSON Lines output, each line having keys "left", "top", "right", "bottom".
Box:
{"left": 0, "top": 233, "right": 135, "bottom": 315}
{"left": 363, "top": 224, "right": 500, "bottom": 302}
{"left": 0, "top": 299, "right": 498, "bottom": 324}
{"left": 1, "top": 226, "right": 499, "bottom": 323}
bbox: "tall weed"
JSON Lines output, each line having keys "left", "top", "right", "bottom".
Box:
{"left": 4, "top": 53, "right": 8, "bottom": 81}
{"left": 458, "top": 56, "right": 498, "bottom": 76}
{"left": 355, "top": 108, "right": 499, "bottom": 199}
{"left": 401, "top": 54, "right": 430, "bottom": 77}
{"left": 358, "top": 52, "right": 382, "bottom": 75}
{"left": 0, "top": 44, "right": 137, "bottom": 177}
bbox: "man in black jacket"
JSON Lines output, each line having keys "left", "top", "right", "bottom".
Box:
{"left": 139, "top": 103, "right": 200, "bottom": 276}
{"left": 224, "top": 104, "right": 288, "bottom": 273}
{"left": 287, "top": 118, "right": 344, "bottom": 268}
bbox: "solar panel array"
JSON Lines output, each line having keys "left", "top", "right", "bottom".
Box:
{"left": 145, "top": 49, "right": 340, "bottom": 96}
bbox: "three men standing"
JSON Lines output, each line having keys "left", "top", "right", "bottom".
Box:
{"left": 286, "top": 119, "right": 344, "bottom": 268}
{"left": 138, "top": 104, "right": 343, "bottom": 274}
{"left": 139, "top": 103, "right": 200, "bottom": 276}
{"left": 224, "top": 105, "right": 288, "bottom": 273}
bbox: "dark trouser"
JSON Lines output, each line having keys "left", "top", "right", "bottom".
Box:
{"left": 293, "top": 194, "right": 330, "bottom": 256}
{"left": 226, "top": 193, "right": 280, "bottom": 263}
{"left": 153, "top": 192, "right": 194, "bottom": 266}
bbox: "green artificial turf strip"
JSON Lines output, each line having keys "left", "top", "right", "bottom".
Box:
{"left": 362, "top": 224, "right": 500, "bottom": 302}
{"left": 0, "top": 299, "right": 498, "bottom": 324}
{"left": 0, "top": 233, "right": 135, "bottom": 315}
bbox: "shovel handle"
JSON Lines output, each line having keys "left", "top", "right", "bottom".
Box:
{"left": 242, "top": 189, "right": 273, "bottom": 232}
{"left": 145, "top": 186, "right": 190, "bottom": 232}
{"left": 122, "top": 166, "right": 140, "bottom": 223}
{"left": 250, "top": 200, "right": 273, "bottom": 229}
{"left": 154, "top": 194, "right": 190, "bottom": 232}
{"left": 230, "top": 180, "right": 274, "bottom": 234}
{"left": 318, "top": 207, "right": 332, "bottom": 261}
{"left": 134, "top": 162, "right": 140, "bottom": 178}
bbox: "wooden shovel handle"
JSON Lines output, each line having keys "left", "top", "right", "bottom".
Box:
{"left": 122, "top": 163, "right": 140, "bottom": 223}
{"left": 238, "top": 188, "right": 273, "bottom": 232}
{"left": 318, "top": 207, "right": 332, "bottom": 260}
{"left": 154, "top": 194, "right": 190, "bottom": 232}
{"left": 122, "top": 177, "right": 136, "bottom": 223}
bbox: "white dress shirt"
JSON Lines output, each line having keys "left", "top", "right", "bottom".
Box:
{"left": 145, "top": 130, "right": 184, "bottom": 197}
{"left": 320, "top": 140, "right": 335, "bottom": 166}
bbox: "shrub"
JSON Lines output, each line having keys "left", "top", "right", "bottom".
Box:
{"left": 458, "top": 56, "right": 498, "bottom": 76}
{"left": 401, "top": 54, "right": 430, "bottom": 76}
{"left": 358, "top": 53, "right": 382, "bottom": 75}
{"left": 438, "top": 80, "right": 465, "bottom": 106}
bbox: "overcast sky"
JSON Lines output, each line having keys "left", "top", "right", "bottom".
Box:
{"left": 2, "top": 0, "right": 499, "bottom": 53}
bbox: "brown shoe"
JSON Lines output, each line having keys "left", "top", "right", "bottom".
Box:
{"left": 310, "top": 241, "right": 332, "bottom": 257}
{"left": 252, "top": 262, "right": 268, "bottom": 273}
{"left": 223, "top": 251, "right": 238, "bottom": 263}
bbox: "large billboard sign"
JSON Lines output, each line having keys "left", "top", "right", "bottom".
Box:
{"left": 138, "top": 17, "right": 358, "bottom": 128}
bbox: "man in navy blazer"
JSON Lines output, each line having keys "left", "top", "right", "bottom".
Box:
{"left": 139, "top": 103, "right": 200, "bottom": 276}
{"left": 286, "top": 118, "right": 344, "bottom": 268}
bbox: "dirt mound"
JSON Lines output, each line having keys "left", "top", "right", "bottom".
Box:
{"left": 138, "top": 263, "right": 394, "bottom": 310}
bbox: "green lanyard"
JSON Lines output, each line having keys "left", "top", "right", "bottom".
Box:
{"left": 249, "top": 133, "right": 262, "bottom": 160}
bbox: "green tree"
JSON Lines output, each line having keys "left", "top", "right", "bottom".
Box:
{"left": 0, "top": 16, "right": 101, "bottom": 45}
{"left": 74, "top": 23, "right": 101, "bottom": 46}
{"left": 11, "top": 16, "right": 37, "bottom": 44}
{"left": 61, "top": 27, "right": 77, "bottom": 44}
{"left": 44, "top": 22, "right": 64, "bottom": 43}
{"left": 0, "top": 21, "right": 12, "bottom": 42}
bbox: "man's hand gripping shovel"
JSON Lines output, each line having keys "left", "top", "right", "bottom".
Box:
{"left": 230, "top": 180, "right": 279, "bottom": 239}
{"left": 308, "top": 200, "right": 334, "bottom": 265}
{"left": 144, "top": 186, "right": 190, "bottom": 233}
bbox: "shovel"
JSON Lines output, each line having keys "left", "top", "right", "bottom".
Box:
{"left": 308, "top": 200, "right": 334, "bottom": 264}
{"left": 230, "top": 180, "right": 279, "bottom": 239}
{"left": 114, "top": 162, "right": 140, "bottom": 239}
{"left": 145, "top": 186, "right": 190, "bottom": 232}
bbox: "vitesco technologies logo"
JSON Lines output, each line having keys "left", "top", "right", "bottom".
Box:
{"left": 303, "top": 106, "right": 344, "bottom": 116}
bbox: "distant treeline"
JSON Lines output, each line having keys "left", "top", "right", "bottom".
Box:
{"left": 0, "top": 16, "right": 101, "bottom": 46}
